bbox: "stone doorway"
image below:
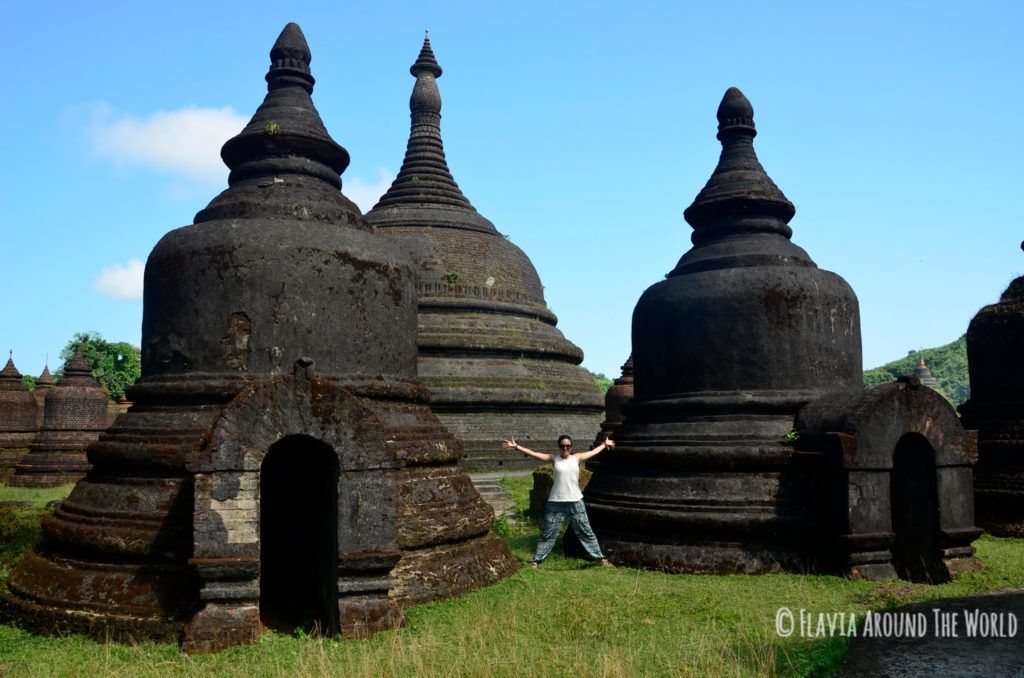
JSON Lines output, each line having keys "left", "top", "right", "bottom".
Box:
{"left": 259, "top": 434, "right": 339, "bottom": 634}
{"left": 890, "top": 433, "right": 945, "bottom": 584}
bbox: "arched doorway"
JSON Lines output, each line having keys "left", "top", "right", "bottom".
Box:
{"left": 260, "top": 435, "right": 339, "bottom": 634}
{"left": 890, "top": 433, "right": 945, "bottom": 583}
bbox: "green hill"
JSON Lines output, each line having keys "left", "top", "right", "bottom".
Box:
{"left": 863, "top": 335, "right": 969, "bottom": 405}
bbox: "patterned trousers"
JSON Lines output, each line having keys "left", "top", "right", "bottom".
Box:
{"left": 532, "top": 500, "right": 605, "bottom": 563}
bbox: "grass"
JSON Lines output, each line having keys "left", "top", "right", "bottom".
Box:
{"left": 0, "top": 484, "right": 74, "bottom": 583}
{"left": 0, "top": 481, "right": 1022, "bottom": 676}
{"left": 0, "top": 484, "right": 75, "bottom": 506}
{"left": 498, "top": 474, "right": 533, "bottom": 518}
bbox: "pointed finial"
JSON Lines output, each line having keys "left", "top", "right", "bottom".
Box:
{"left": 1, "top": 354, "right": 20, "bottom": 379}
{"left": 195, "top": 23, "right": 355, "bottom": 224}
{"left": 266, "top": 22, "right": 314, "bottom": 93}
{"left": 58, "top": 346, "right": 102, "bottom": 388}
{"left": 37, "top": 363, "right": 55, "bottom": 388}
{"left": 411, "top": 33, "right": 443, "bottom": 78}
{"left": 682, "top": 87, "right": 796, "bottom": 245}
{"left": 67, "top": 346, "right": 91, "bottom": 373}
{"left": 716, "top": 87, "right": 756, "bottom": 139}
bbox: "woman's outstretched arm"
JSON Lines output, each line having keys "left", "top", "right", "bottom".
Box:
{"left": 503, "top": 436, "right": 552, "bottom": 462}
{"left": 574, "top": 437, "right": 615, "bottom": 462}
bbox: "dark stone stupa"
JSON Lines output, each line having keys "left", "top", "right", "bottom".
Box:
{"left": 32, "top": 364, "right": 56, "bottom": 427}
{"left": 594, "top": 355, "right": 633, "bottom": 446}
{"left": 960, "top": 243, "right": 1024, "bottom": 537}
{"left": 0, "top": 24, "right": 515, "bottom": 652}
{"left": 585, "top": 89, "right": 980, "bottom": 581}
{"left": 0, "top": 355, "right": 38, "bottom": 476}
{"left": 365, "top": 37, "right": 603, "bottom": 469}
{"left": 9, "top": 349, "right": 109, "bottom": 487}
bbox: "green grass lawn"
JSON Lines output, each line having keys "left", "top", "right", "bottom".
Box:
{"left": 0, "top": 484, "right": 75, "bottom": 506}
{"left": 1, "top": 481, "right": 1022, "bottom": 677}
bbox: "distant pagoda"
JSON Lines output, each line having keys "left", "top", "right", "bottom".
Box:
{"left": 32, "top": 364, "right": 56, "bottom": 426}
{"left": 911, "top": 358, "right": 940, "bottom": 388}
{"left": 365, "top": 36, "right": 603, "bottom": 469}
{"left": 0, "top": 355, "right": 38, "bottom": 475}
{"left": 9, "top": 349, "right": 109, "bottom": 487}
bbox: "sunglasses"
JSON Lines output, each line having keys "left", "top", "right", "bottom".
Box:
{"left": 558, "top": 443, "right": 572, "bottom": 449}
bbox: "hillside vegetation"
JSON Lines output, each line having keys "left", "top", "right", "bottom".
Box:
{"left": 863, "top": 335, "right": 969, "bottom": 405}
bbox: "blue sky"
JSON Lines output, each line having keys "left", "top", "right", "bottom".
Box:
{"left": 1, "top": 1, "right": 1021, "bottom": 381}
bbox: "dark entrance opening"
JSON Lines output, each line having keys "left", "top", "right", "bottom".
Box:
{"left": 890, "top": 433, "right": 946, "bottom": 583}
{"left": 260, "top": 435, "right": 339, "bottom": 634}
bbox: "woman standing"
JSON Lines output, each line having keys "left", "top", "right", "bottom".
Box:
{"left": 502, "top": 434, "right": 614, "bottom": 568}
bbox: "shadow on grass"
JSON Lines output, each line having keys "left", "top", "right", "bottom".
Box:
{"left": 0, "top": 503, "right": 48, "bottom": 580}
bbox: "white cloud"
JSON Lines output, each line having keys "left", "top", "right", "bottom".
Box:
{"left": 83, "top": 103, "right": 393, "bottom": 209}
{"left": 88, "top": 104, "right": 246, "bottom": 185}
{"left": 345, "top": 169, "right": 395, "bottom": 213}
{"left": 94, "top": 259, "right": 144, "bottom": 300}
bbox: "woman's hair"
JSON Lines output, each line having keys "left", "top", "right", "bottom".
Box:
{"left": 557, "top": 435, "right": 572, "bottom": 445}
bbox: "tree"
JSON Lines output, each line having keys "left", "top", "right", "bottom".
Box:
{"left": 861, "top": 335, "right": 969, "bottom": 406}
{"left": 588, "top": 370, "right": 613, "bottom": 395}
{"left": 58, "top": 332, "right": 141, "bottom": 400}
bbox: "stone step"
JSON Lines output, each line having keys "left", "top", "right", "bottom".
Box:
{"left": 475, "top": 485, "right": 504, "bottom": 494}
{"left": 469, "top": 473, "right": 520, "bottom": 520}
{"left": 477, "top": 486, "right": 505, "bottom": 494}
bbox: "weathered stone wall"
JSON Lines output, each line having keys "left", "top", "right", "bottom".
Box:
{"left": 796, "top": 378, "right": 982, "bottom": 582}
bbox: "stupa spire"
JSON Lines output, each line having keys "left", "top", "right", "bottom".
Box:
{"left": 60, "top": 348, "right": 100, "bottom": 388}
{"left": 196, "top": 22, "right": 358, "bottom": 225}
{"left": 36, "top": 364, "right": 55, "bottom": 388}
{"left": 365, "top": 36, "right": 604, "bottom": 470}
{"left": 411, "top": 32, "right": 442, "bottom": 78}
{"left": 266, "top": 22, "right": 314, "bottom": 92}
{"left": 1, "top": 355, "right": 22, "bottom": 382}
{"left": 683, "top": 87, "right": 796, "bottom": 245}
{"left": 372, "top": 35, "right": 475, "bottom": 212}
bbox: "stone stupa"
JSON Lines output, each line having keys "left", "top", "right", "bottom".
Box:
{"left": 1, "top": 24, "right": 515, "bottom": 652}
{"left": 911, "top": 358, "right": 940, "bottom": 389}
{"left": 9, "top": 349, "right": 108, "bottom": 487}
{"left": 32, "top": 364, "right": 56, "bottom": 426}
{"left": 960, "top": 243, "right": 1024, "bottom": 536}
{"left": 365, "top": 36, "right": 603, "bottom": 469}
{"left": 594, "top": 355, "right": 633, "bottom": 446}
{"left": 0, "top": 355, "right": 38, "bottom": 475}
{"left": 584, "top": 89, "right": 980, "bottom": 582}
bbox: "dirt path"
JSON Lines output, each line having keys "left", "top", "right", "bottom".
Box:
{"left": 836, "top": 589, "right": 1024, "bottom": 676}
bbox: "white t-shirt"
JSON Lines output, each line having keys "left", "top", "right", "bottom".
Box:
{"left": 548, "top": 454, "right": 583, "bottom": 502}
